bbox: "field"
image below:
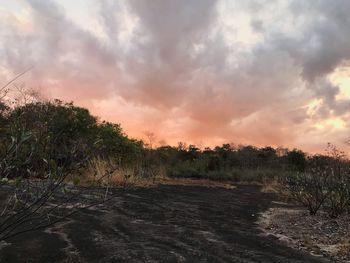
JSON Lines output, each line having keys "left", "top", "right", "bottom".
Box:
{"left": 0, "top": 184, "right": 329, "bottom": 263}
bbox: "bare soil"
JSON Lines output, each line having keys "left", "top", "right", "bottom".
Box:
{"left": 0, "top": 185, "right": 330, "bottom": 262}
{"left": 259, "top": 205, "right": 350, "bottom": 262}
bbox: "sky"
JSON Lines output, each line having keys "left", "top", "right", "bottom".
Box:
{"left": 0, "top": 0, "right": 350, "bottom": 153}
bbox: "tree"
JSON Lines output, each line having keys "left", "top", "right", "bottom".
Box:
{"left": 0, "top": 95, "right": 141, "bottom": 241}
{"left": 287, "top": 149, "right": 307, "bottom": 171}
{"left": 143, "top": 131, "right": 156, "bottom": 149}
{"left": 95, "top": 121, "right": 141, "bottom": 165}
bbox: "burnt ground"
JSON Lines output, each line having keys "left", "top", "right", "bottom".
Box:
{"left": 0, "top": 185, "right": 330, "bottom": 263}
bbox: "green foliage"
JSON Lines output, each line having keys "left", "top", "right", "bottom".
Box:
{"left": 72, "top": 176, "right": 81, "bottom": 186}
{"left": 94, "top": 121, "right": 141, "bottom": 165}
{"left": 0, "top": 99, "right": 141, "bottom": 179}
{"left": 150, "top": 143, "right": 298, "bottom": 183}
{"left": 168, "top": 165, "right": 282, "bottom": 183}
{"left": 286, "top": 149, "right": 307, "bottom": 171}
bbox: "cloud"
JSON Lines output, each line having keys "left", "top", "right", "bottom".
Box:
{"left": 289, "top": 0, "right": 350, "bottom": 81}
{"left": 1, "top": 0, "right": 350, "bottom": 152}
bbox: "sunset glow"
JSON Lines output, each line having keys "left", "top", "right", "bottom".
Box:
{"left": 330, "top": 67, "right": 350, "bottom": 99}
{"left": 1, "top": 0, "right": 350, "bottom": 153}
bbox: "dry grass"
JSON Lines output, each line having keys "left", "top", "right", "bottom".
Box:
{"left": 157, "top": 177, "right": 236, "bottom": 189}
{"left": 77, "top": 157, "right": 154, "bottom": 188}
{"left": 72, "top": 157, "right": 237, "bottom": 189}
{"left": 261, "top": 180, "right": 281, "bottom": 193}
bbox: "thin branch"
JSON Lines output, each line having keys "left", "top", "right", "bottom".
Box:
{"left": 0, "top": 67, "right": 34, "bottom": 94}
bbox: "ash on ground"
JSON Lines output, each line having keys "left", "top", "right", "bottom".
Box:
{"left": 258, "top": 204, "right": 350, "bottom": 262}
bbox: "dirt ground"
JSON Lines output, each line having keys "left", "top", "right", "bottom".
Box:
{"left": 0, "top": 185, "right": 330, "bottom": 262}
{"left": 259, "top": 205, "right": 350, "bottom": 262}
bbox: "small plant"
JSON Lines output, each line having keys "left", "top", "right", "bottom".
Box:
{"left": 281, "top": 169, "right": 329, "bottom": 215}
{"left": 123, "top": 174, "right": 131, "bottom": 189}
{"left": 72, "top": 176, "right": 81, "bottom": 186}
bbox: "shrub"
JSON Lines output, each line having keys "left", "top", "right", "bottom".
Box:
{"left": 323, "top": 145, "right": 350, "bottom": 218}
{"left": 281, "top": 169, "right": 329, "bottom": 215}
{"left": 0, "top": 100, "right": 142, "bottom": 179}
{"left": 281, "top": 144, "right": 350, "bottom": 217}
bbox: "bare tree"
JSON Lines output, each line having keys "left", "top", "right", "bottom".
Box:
{"left": 143, "top": 131, "right": 156, "bottom": 149}
{"left": 0, "top": 68, "right": 34, "bottom": 101}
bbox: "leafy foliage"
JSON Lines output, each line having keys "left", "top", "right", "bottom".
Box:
{"left": 0, "top": 99, "right": 141, "bottom": 179}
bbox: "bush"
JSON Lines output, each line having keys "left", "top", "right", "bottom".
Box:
{"left": 281, "top": 169, "right": 329, "bottom": 215}
{"left": 323, "top": 145, "right": 350, "bottom": 218}
{"left": 0, "top": 100, "right": 142, "bottom": 179}
{"left": 281, "top": 144, "right": 350, "bottom": 217}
